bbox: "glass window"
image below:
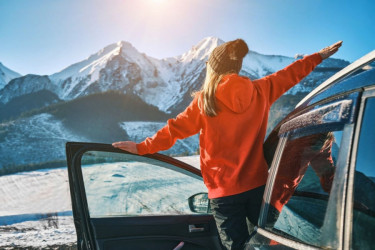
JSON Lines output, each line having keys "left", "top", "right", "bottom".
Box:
{"left": 80, "top": 151, "right": 207, "bottom": 217}
{"left": 352, "top": 97, "right": 375, "bottom": 249}
{"left": 265, "top": 129, "right": 343, "bottom": 248}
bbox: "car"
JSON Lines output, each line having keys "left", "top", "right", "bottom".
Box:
{"left": 66, "top": 50, "right": 375, "bottom": 250}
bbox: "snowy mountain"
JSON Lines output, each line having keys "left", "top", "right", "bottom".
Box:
{"left": 0, "top": 89, "right": 200, "bottom": 170}
{"left": 0, "top": 37, "right": 349, "bottom": 114}
{"left": 0, "top": 62, "right": 22, "bottom": 91}
{"left": 0, "top": 37, "right": 350, "bottom": 170}
{"left": 47, "top": 37, "right": 222, "bottom": 113}
{"left": 0, "top": 75, "right": 56, "bottom": 104}
{"left": 0, "top": 113, "right": 88, "bottom": 170}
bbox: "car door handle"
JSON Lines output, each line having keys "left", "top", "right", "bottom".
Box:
{"left": 189, "top": 224, "right": 205, "bottom": 233}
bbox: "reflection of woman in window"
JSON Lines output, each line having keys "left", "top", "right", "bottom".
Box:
{"left": 113, "top": 40, "right": 342, "bottom": 249}
{"left": 268, "top": 132, "right": 336, "bottom": 222}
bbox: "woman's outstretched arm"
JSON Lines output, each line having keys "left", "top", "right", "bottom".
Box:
{"left": 253, "top": 41, "right": 342, "bottom": 104}
{"left": 113, "top": 95, "right": 202, "bottom": 155}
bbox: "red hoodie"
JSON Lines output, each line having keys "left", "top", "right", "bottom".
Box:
{"left": 137, "top": 53, "right": 322, "bottom": 199}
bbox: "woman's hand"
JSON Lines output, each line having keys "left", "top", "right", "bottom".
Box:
{"left": 112, "top": 141, "right": 138, "bottom": 154}
{"left": 318, "top": 41, "right": 343, "bottom": 60}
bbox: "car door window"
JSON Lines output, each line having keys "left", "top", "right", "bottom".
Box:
{"left": 80, "top": 151, "right": 207, "bottom": 217}
{"left": 264, "top": 129, "right": 343, "bottom": 248}
{"left": 352, "top": 97, "right": 375, "bottom": 249}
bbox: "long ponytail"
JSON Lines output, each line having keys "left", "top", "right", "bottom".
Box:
{"left": 197, "top": 64, "right": 238, "bottom": 117}
{"left": 200, "top": 65, "right": 222, "bottom": 117}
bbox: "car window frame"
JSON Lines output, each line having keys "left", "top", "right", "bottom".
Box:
{"left": 344, "top": 86, "right": 375, "bottom": 250}
{"left": 258, "top": 93, "right": 359, "bottom": 249}
{"left": 66, "top": 142, "right": 204, "bottom": 249}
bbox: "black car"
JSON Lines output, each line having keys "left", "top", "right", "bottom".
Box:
{"left": 66, "top": 50, "right": 375, "bottom": 250}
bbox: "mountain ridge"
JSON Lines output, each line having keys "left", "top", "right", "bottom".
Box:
{"left": 0, "top": 37, "right": 350, "bottom": 112}
{"left": 0, "top": 37, "right": 351, "bottom": 170}
{"left": 0, "top": 62, "right": 22, "bottom": 91}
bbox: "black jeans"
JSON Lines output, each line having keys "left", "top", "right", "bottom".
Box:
{"left": 210, "top": 185, "right": 265, "bottom": 250}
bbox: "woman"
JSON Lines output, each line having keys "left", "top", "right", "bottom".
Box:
{"left": 113, "top": 39, "right": 342, "bottom": 249}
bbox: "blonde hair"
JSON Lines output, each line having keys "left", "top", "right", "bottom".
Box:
{"left": 195, "top": 64, "right": 238, "bottom": 117}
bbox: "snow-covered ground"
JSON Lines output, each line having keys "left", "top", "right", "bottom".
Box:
{"left": 0, "top": 168, "right": 75, "bottom": 248}
{"left": 0, "top": 155, "right": 200, "bottom": 248}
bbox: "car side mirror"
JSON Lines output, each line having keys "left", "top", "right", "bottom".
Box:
{"left": 188, "top": 192, "right": 211, "bottom": 214}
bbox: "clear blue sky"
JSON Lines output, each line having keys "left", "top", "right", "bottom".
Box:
{"left": 0, "top": 0, "right": 374, "bottom": 75}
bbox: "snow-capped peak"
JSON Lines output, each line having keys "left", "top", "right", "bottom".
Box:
{"left": 2, "top": 36, "right": 349, "bottom": 113}
{"left": 49, "top": 40, "right": 144, "bottom": 99}
{"left": 0, "top": 62, "right": 22, "bottom": 90}
{"left": 178, "top": 37, "right": 224, "bottom": 62}
{"left": 50, "top": 40, "right": 143, "bottom": 82}
{"left": 50, "top": 42, "right": 121, "bottom": 81}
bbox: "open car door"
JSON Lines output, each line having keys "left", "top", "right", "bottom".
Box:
{"left": 66, "top": 142, "right": 221, "bottom": 250}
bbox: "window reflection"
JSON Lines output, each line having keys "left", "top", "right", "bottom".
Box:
{"left": 265, "top": 130, "right": 342, "bottom": 248}
{"left": 80, "top": 151, "right": 207, "bottom": 217}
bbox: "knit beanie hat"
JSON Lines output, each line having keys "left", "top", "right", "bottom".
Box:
{"left": 207, "top": 39, "right": 249, "bottom": 75}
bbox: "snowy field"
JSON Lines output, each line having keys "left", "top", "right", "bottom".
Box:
{"left": 0, "top": 155, "right": 200, "bottom": 248}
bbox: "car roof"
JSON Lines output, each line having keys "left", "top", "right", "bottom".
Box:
{"left": 296, "top": 50, "right": 375, "bottom": 109}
